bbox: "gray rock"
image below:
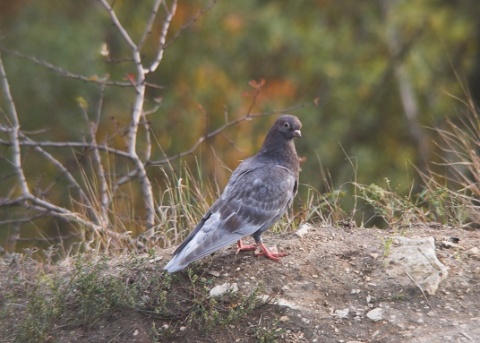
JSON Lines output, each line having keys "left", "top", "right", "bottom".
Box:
{"left": 334, "top": 308, "right": 350, "bottom": 319}
{"left": 367, "top": 307, "right": 385, "bottom": 322}
{"left": 209, "top": 282, "right": 238, "bottom": 297}
{"left": 385, "top": 236, "right": 448, "bottom": 295}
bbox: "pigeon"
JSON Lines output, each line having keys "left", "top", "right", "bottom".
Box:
{"left": 164, "top": 114, "right": 302, "bottom": 273}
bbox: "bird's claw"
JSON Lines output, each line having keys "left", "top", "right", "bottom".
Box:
{"left": 236, "top": 240, "right": 258, "bottom": 254}
{"left": 256, "top": 243, "right": 288, "bottom": 261}
{"left": 254, "top": 250, "right": 288, "bottom": 261}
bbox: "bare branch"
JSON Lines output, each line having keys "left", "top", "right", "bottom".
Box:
{"left": 1, "top": 193, "right": 107, "bottom": 237}
{"left": 0, "top": 138, "right": 133, "bottom": 159}
{"left": 138, "top": 0, "right": 164, "bottom": 50}
{"left": 99, "top": 0, "right": 157, "bottom": 228}
{"left": 17, "top": 131, "right": 101, "bottom": 224}
{"left": 0, "top": 47, "right": 137, "bottom": 88}
{"left": 164, "top": 1, "right": 217, "bottom": 50}
{"left": 97, "top": 0, "right": 137, "bottom": 51}
{"left": 0, "top": 51, "right": 31, "bottom": 196}
{"left": 146, "top": 0, "right": 178, "bottom": 74}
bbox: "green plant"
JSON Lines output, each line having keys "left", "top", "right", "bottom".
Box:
{"left": 253, "top": 319, "right": 285, "bottom": 343}
{"left": 382, "top": 236, "right": 394, "bottom": 257}
{"left": 14, "top": 274, "right": 64, "bottom": 343}
{"left": 354, "top": 178, "right": 428, "bottom": 228}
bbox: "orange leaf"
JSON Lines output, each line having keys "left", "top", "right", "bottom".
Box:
{"left": 248, "top": 79, "right": 266, "bottom": 90}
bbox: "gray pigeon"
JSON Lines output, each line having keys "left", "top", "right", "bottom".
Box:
{"left": 164, "top": 115, "right": 302, "bottom": 273}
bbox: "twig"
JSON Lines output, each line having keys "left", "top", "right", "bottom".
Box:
{"left": 99, "top": 0, "right": 156, "bottom": 228}
{"left": 138, "top": 0, "right": 164, "bottom": 50}
{"left": 97, "top": 0, "right": 137, "bottom": 52}
{"left": 403, "top": 267, "right": 433, "bottom": 310}
{"left": 0, "top": 136, "right": 133, "bottom": 157}
{"left": 0, "top": 51, "right": 31, "bottom": 196}
{"left": 146, "top": 0, "right": 178, "bottom": 74}
{"left": 0, "top": 47, "right": 140, "bottom": 88}
{"left": 163, "top": 1, "right": 217, "bottom": 50}
{"left": 17, "top": 132, "right": 101, "bottom": 224}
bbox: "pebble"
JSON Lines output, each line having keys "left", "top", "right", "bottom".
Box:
{"left": 466, "top": 247, "right": 480, "bottom": 259}
{"left": 208, "top": 270, "right": 220, "bottom": 277}
{"left": 334, "top": 308, "right": 350, "bottom": 319}
{"left": 209, "top": 282, "right": 238, "bottom": 297}
{"left": 366, "top": 308, "right": 384, "bottom": 322}
{"left": 295, "top": 223, "right": 312, "bottom": 238}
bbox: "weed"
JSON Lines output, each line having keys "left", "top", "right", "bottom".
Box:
{"left": 419, "top": 92, "right": 480, "bottom": 229}
{"left": 382, "top": 236, "right": 394, "bottom": 257}
{"left": 390, "top": 290, "right": 405, "bottom": 301}
{"left": 253, "top": 319, "right": 285, "bottom": 343}
{"left": 14, "top": 274, "right": 64, "bottom": 343}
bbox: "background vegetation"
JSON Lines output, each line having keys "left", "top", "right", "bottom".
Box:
{"left": 0, "top": 0, "right": 479, "bottom": 254}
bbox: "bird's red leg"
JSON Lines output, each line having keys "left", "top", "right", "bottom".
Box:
{"left": 236, "top": 240, "right": 258, "bottom": 254}
{"left": 255, "top": 243, "right": 288, "bottom": 261}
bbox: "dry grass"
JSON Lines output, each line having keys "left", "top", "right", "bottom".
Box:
{"left": 419, "top": 93, "right": 480, "bottom": 229}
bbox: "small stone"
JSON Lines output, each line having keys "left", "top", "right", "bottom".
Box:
{"left": 301, "top": 317, "right": 310, "bottom": 324}
{"left": 208, "top": 270, "right": 220, "bottom": 277}
{"left": 277, "top": 298, "right": 299, "bottom": 309}
{"left": 334, "top": 308, "right": 350, "bottom": 319}
{"left": 209, "top": 283, "right": 238, "bottom": 297}
{"left": 367, "top": 308, "right": 384, "bottom": 322}
{"left": 132, "top": 329, "right": 139, "bottom": 336}
{"left": 179, "top": 326, "right": 186, "bottom": 331}
{"left": 149, "top": 256, "right": 163, "bottom": 263}
{"left": 465, "top": 247, "right": 480, "bottom": 259}
{"left": 295, "top": 223, "right": 313, "bottom": 238}
{"left": 279, "top": 316, "right": 289, "bottom": 322}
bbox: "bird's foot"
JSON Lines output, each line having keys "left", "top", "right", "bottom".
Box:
{"left": 236, "top": 240, "right": 258, "bottom": 254}
{"left": 255, "top": 243, "right": 288, "bottom": 261}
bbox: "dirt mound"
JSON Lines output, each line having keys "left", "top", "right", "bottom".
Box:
{"left": 162, "top": 224, "right": 480, "bottom": 342}
{"left": 1, "top": 224, "right": 479, "bottom": 343}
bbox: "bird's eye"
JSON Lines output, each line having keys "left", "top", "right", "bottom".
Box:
{"left": 283, "top": 122, "right": 290, "bottom": 129}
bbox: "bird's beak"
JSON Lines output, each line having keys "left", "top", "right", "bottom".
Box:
{"left": 293, "top": 129, "right": 302, "bottom": 138}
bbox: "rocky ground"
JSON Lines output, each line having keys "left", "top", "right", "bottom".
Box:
{"left": 2, "top": 223, "right": 479, "bottom": 342}
{"left": 181, "top": 223, "right": 480, "bottom": 343}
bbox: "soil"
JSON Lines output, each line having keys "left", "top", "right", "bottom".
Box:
{"left": 181, "top": 224, "right": 480, "bottom": 343}
{"left": 3, "top": 224, "right": 480, "bottom": 343}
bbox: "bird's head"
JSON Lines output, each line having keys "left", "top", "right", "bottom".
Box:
{"left": 275, "top": 115, "right": 302, "bottom": 139}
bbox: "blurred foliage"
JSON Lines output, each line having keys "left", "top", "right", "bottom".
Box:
{"left": 1, "top": 0, "right": 479, "bottom": 244}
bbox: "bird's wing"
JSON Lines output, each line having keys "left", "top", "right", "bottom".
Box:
{"left": 164, "top": 162, "right": 296, "bottom": 272}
